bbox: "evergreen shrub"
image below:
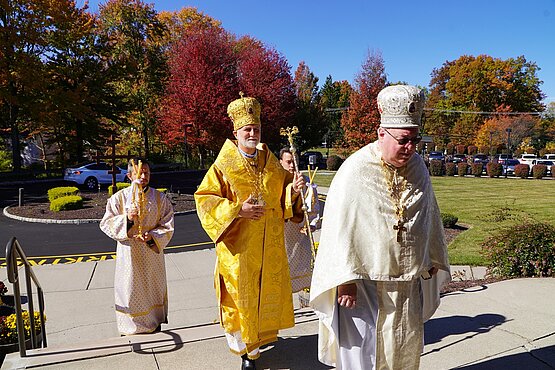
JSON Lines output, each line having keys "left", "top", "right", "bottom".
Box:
{"left": 481, "top": 221, "right": 555, "bottom": 278}
{"left": 50, "top": 195, "right": 83, "bottom": 212}
{"left": 429, "top": 160, "right": 443, "bottom": 176}
{"left": 514, "top": 164, "right": 529, "bottom": 178}
{"left": 326, "top": 155, "right": 343, "bottom": 171}
{"left": 47, "top": 187, "right": 79, "bottom": 202}
{"left": 532, "top": 164, "right": 547, "bottom": 179}
{"left": 457, "top": 163, "right": 468, "bottom": 177}
{"left": 108, "top": 182, "right": 130, "bottom": 196}
{"left": 445, "top": 162, "right": 456, "bottom": 176}
{"left": 486, "top": 162, "right": 503, "bottom": 177}
{"left": 471, "top": 163, "right": 483, "bottom": 177}
{"left": 441, "top": 213, "right": 458, "bottom": 228}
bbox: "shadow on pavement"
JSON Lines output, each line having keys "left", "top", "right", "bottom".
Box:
{"left": 258, "top": 334, "right": 333, "bottom": 370}
{"left": 456, "top": 344, "right": 555, "bottom": 369}
{"left": 424, "top": 313, "right": 507, "bottom": 348}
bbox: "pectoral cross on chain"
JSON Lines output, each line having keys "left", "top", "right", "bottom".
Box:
{"left": 393, "top": 219, "right": 407, "bottom": 243}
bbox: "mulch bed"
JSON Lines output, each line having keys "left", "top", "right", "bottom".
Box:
{"left": 441, "top": 276, "right": 504, "bottom": 294}
{"left": 6, "top": 192, "right": 196, "bottom": 220}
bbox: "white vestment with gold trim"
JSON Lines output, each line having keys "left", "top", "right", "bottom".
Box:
{"left": 100, "top": 186, "right": 174, "bottom": 335}
{"left": 284, "top": 181, "right": 320, "bottom": 292}
{"left": 310, "top": 141, "right": 450, "bottom": 369}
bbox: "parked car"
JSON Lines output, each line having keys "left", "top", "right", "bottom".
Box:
{"left": 502, "top": 159, "right": 521, "bottom": 175}
{"left": 449, "top": 154, "right": 468, "bottom": 164}
{"left": 541, "top": 154, "right": 555, "bottom": 160}
{"left": 531, "top": 159, "right": 554, "bottom": 175}
{"left": 518, "top": 153, "right": 537, "bottom": 166}
{"left": 428, "top": 151, "right": 445, "bottom": 162}
{"left": 472, "top": 153, "right": 489, "bottom": 165}
{"left": 64, "top": 162, "right": 128, "bottom": 190}
{"left": 298, "top": 151, "right": 326, "bottom": 170}
{"left": 495, "top": 154, "right": 513, "bottom": 165}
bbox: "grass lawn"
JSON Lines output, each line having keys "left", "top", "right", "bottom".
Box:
{"left": 311, "top": 172, "right": 555, "bottom": 266}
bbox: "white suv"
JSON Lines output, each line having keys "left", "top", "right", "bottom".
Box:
{"left": 518, "top": 154, "right": 537, "bottom": 166}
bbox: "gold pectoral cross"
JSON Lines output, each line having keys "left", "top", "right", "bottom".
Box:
{"left": 393, "top": 219, "right": 407, "bottom": 243}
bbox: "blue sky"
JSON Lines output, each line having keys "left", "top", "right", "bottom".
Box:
{"left": 82, "top": 0, "right": 555, "bottom": 105}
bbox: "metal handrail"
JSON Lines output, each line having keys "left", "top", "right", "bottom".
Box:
{"left": 5, "top": 237, "right": 47, "bottom": 357}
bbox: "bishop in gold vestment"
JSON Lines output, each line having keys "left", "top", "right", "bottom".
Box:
{"left": 195, "top": 95, "right": 304, "bottom": 367}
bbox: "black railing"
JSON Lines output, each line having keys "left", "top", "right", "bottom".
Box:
{"left": 5, "top": 237, "right": 47, "bottom": 357}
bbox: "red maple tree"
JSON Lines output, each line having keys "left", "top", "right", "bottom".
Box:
{"left": 159, "top": 25, "right": 238, "bottom": 159}
{"left": 235, "top": 36, "right": 297, "bottom": 150}
{"left": 340, "top": 50, "right": 386, "bottom": 153}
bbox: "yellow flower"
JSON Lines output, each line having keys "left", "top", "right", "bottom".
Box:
{"left": 0, "top": 311, "right": 45, "bottom": 345}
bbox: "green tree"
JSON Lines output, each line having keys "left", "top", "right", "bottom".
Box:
{"left": 39, "top": 1, "right": 131, "bottom": 166}
{"left": 319, "top": 76, "right": 352, "bottom": 149}
{"left": 292, "top": 61, "right": 326, "bottom": 152}
{"left": 0, "top": 0, "right": 53, "bottom": 171}
{"left": 97, "top": 0, "right": 168, "bottom": 158}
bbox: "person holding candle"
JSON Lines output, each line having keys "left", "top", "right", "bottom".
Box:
{"left": 100, "top": 158, "right": 174, "bottom": 336}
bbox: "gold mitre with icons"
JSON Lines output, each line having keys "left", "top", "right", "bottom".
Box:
{"left": 377, "top": 84, "right": 425, "bottom": 128}
{"left": 227, "top": 92, "right": 261, "bottom": 130}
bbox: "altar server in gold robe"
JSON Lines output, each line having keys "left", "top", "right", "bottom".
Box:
{"left": 195, "top": 94, "right": 305, "bottom": 370}
{"left": 310, "top": 85, "right": 450, "bottom": 370}
{"left": 279, "top": 147, "right": 320, "bottom": 293}
{"left": 100, "top": 159, "right": 174, "bottom": 336}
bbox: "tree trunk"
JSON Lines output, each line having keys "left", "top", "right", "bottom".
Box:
{"left": 9, "top": 104, "right": 21, "bottom": 171}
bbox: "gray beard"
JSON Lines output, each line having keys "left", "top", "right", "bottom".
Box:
{"left": 239, "top": 138, "right": 259, "bottom": 149}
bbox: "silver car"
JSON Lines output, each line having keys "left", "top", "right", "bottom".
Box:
{"left": 64, "top": 162, "right": 128, "bottom": 190}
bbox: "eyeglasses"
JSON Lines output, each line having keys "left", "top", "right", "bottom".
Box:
{"left": 382, "top": 128, "right": 422, "bottom": 146}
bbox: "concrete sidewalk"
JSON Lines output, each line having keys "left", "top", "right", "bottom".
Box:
{"left": 2, "top": 246, "right": 555, "bottom": 369}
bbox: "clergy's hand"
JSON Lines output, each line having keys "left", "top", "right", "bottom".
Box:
{"left": 292, "top": 172, "right": 305, "bottom": 193}
{"left": 134, "top": 232, "right": 152, "bottom": 242}
{"left": 337, "top": 283, "right": 357, "bottom": 308}
{"left": 127, "top": 205, "right": 139, "bottom": 222}
{"left": 239, "top": 195, "right": 265, "bottom": 220}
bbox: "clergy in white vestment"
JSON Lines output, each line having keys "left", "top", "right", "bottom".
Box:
{"left": 100, "top": 158, "right": 174, "bottom": 336}
{"left": 279, "top": 147, "right": 320, "bottom": 292}
{"left": 310, "top": 85, "right": 450, "bottom": 370}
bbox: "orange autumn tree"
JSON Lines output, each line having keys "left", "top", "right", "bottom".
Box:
{"left": 340, "top": 50, "right": 386, "bottom": 154}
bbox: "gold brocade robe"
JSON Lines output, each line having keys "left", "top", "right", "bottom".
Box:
{"left": 195, "top": 139, "right": 303, "bottom": 352}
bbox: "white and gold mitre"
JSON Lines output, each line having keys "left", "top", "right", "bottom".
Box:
{"left": 227, "top": 93, "right": 261, "bottom": 130}
{"left": 377, "top": 85, "right": 425, "bottom": 128}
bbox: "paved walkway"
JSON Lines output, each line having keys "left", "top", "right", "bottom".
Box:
{"left": 1, "top": 188, "right": 555, "bottom": 369}
{"left": 2, "top": 246, "right": 555, "bottom": 369}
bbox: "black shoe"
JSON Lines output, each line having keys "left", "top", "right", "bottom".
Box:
{"left": 241, "top": 354, "right": 256, "bottom": 370}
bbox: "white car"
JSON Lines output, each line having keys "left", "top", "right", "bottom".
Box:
{"left": 64, "top": 162, "right": 128, "bottom": 190}
{"left": 531, "top": 159, "right": 554, "bottom": 175}
{"left": 518, "top": 154, "right": 537, "bottom": 166}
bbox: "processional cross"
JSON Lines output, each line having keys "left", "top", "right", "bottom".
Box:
{"left": 92, "top": 133, "right": 133, "bottom": 190}
{"left": 280, "top": 126, "right": 317, "bottom": 262}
